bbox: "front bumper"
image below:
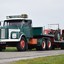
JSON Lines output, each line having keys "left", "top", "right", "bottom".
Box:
{"left": 0, "top": 39, "right": 20, "bottom": 42}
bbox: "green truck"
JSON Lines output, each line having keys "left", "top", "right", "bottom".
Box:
{"left": 0, "top": 14, "right": 64, "bottom": 51}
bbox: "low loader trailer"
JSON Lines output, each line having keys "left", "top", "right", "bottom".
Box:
{"left": 0, "top": 14, "right": 64, "bottom": 51}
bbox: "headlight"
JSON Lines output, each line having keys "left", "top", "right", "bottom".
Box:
{"left": 12, "top": 33, "right": 17, "bottom": 39}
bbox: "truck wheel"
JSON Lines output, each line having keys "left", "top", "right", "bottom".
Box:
{"left": 46, "top": 39, "right": 52, "bottom": 50}
{"left": 17, "top": 37, "right": 28, "bottom": 51}
{"left": 41, "top": 40, "right": 46, "bottom": 50}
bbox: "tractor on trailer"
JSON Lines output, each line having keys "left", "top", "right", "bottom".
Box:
{"left": 0, "top": 14, "right": 64, "bottom": 51}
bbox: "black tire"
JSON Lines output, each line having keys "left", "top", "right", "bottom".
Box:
{"left": 40, "top": 40, "right": 46, "bottom": 50}
{"left": 54, "top": 30, "right": 61, "bottom": 41}
{"left": 17, "top": 37, "right": 28, "bottom": 51}
{"left": 46, "top": 39, "right": 52, "bottom": 50}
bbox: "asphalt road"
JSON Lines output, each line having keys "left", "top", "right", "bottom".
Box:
{"left": 0, "top": 50, "right": 64, "bottom": 64}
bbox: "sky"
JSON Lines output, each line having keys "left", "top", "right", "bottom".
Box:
{"left": 0, "top": 0, "right": 64, "bottom": 29}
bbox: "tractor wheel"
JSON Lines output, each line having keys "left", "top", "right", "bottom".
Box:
{"left": 40, "top": 40, "right": 46, "bottom": 50}
{"left": 17, "top": 37, "right": 28, "bottom": 51}
{"left": 46, "top": 39, "right": 52, "bottom": 50}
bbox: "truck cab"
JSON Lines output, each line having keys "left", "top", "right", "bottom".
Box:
{"left": 0, "top": 14, "right": 32, "bottom": 51}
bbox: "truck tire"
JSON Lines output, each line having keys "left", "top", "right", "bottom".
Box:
{"left": 46, "top": 39, "right": 52, "bottom": 50}
{"left": 17, "top": 37, "right": 28, "bottom": 51}
{"left": 40, "top": 40, "right": 46, "bottom": 50}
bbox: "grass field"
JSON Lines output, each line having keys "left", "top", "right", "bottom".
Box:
{"left": 11, "top": 54, "right": 64, "bottom": 64}
{"left": 4, "top": 47, "right": 17, "bottom": 52}
{"left": 5, "top": 47, "right": 61, "bottom": 52}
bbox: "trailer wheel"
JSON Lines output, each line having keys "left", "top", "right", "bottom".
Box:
{"left": 46, "top": 39, "right": 52, "bottom": 50}
{"left": 41, "top": 40, "right": 46, "bottom": 50}
{"left": 17, "top": 37, "right": 28, "bottom": 51}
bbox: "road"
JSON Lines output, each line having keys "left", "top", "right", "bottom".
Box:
{"left": 0, "top": 50, "right": 64, "bottom": 64}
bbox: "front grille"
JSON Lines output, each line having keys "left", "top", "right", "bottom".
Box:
{"left": 1, "top": 29, "right": 5, "bottom": 39}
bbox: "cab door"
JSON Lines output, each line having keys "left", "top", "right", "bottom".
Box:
{"left": 22, "top": 20, "right": 33, "bottom": 38}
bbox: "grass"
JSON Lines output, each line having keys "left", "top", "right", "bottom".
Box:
{"left": 11, "top": 54, "right": 64, "bottom": 64}
{"left": 4, "top": 47, "right": 17, "bottom": 52}
{"left": 4, "top": 47, "right": 61, "bottom": 52}
{"left": 4, "top": 47, "right": 36, "bottom": 52}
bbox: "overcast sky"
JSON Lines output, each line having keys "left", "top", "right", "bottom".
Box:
{"left": 0, "top": 0, "right": 64, "bottom": 29}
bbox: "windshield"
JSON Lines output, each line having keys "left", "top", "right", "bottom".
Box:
{"left": 9, "top": 21, "right": 23, "bottom": 26}
{"left": 4, "top": 20, "right": 32, "bottom": 27}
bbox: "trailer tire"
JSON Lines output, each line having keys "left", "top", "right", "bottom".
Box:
{"left": 40, "top": 40, "right": 46, "bottom": 50}
{"left": 46, "top": 39, "right": 52, "bottom": 50}
{"left": 17, "top": 37, "right": 28, "bottom": 51}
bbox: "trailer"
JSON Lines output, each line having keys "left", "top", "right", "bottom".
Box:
{"left": 44, "top": 24, "right": 64, "bottom": 49}
{"left": 0, "top": 14, "right": 64, "bottom": 51}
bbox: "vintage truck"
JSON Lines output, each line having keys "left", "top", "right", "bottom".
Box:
{"left": 0, "top": 14, "right": 64, "bottom": 51}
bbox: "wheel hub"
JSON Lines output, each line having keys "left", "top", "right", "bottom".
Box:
{"left": 20, "top": 40, "right": 25, "bottom": 49}
{"left": 42, "top": 41, "right": 45, "bottom": 49}
{"left": 48, "top": 41, "right": 51, "bottom": 48}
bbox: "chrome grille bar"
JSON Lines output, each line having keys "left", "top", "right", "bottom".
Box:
{"left": 1, "top": 29, "right": 5, "bottom": 39}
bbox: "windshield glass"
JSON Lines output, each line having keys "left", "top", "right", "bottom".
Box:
{"left": 4, "top": 20, "right": 32, "bottom": 26}
{"left": 9, "top": 21, "right": 23, "bottom": 26}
